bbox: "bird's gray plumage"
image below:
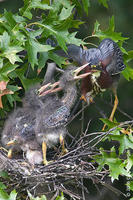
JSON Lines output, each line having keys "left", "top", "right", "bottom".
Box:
{"left": 54, "top": 38, "right": 126, "bottom": 75}
{"left": 1, "top": 87, "right": 43, "bottom": 165}
{"left": 35, "top": 64, "right": 77, "bottom": 148}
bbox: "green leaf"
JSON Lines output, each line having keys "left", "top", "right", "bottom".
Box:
{"left": 3, "top": 46, "right": 23, "bottom": 64}
{"left": 28, "top": 191, "right": 47, "bottom": 200}
{"left": 0, "top": 31, "right": 10, "bottom": 50}
{"left": 125, "top": 151, "right": 133, "bottom": 172}
{"left": 0, "top": 189, "right": 9, "bottom": 200}
{"left": 93, "top": 16, "right": 128, "bottom": 42}
{"left": 122, "top": 64, "right": 133, "bottom": 81}
{"left": 26, "top": 38, "right": 54, "bottom": 68}
{"left": 82, "top": 0, "right": 90, "bottom": 15}
{"left": 98, "top": 0, "right": 109, "bottom": 8}
{"left": 59, "top": 6, "right": 74, "bottom": 20}
{"left": 0, "top": 182, "right": 6, "bottom": 189}
{"left": 48, "top": 52, "right": 66, "bottom": 67}
{"left": 56, "top": 192, "right": 64, "bottom": 200}
{"left": 7, "top": 85, "right": 21, "bottom": 92}
{"left": 0, "top": 171, "right": 9, "bottom": 179}
{"left": 109, "top": 133, "right": 133, "bottom": 154}
{"left": 0, "top": 58, "right": 3, "bottom": 68}
{"left": 4, "top": 10, "right": 16, "bottom": 29}
{"left": 94, "top": 147, "right": 131, "bottom": 181}
{"left": 0, "top": 62, "right": 18, "bottom": 81}
{"left": 36, "top": 23, "right": 84, "bottom": 51}
{"left": 124, "top": 50, "right": 133, "bottom": 63}
{"left": 0, "top": 32, "right": 24, "bottom": 64}
{"left": 20, "top": 0, "right": 53, "bottom": 19}
{"left": 6, "top": 94, "right": 15, "bottom": 107}
{"left": 31, "top": 1, "right": 53, "bottom": 11}
{"left": 38, "top": 52, "right": 49, "bottom": 70}
{"left": 8, "top": 190, "right": 17, "bottom": 200}
{"left": 15, "top": 64, "right": 41, "bottom": 90}
{"left": 127, "top": 181, "right": 133, "bottom": 191}
{"left": 100, "top": 118, "right": 119, "bottom": 129}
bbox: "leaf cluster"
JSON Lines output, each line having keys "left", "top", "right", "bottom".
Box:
{"left": 0, "top": 0, "right": 84, "bottom": 111}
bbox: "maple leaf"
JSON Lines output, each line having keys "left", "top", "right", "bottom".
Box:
{"left": 0, "top": 81, "right": 13, "bottom": 108}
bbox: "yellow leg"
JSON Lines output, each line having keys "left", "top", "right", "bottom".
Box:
{"left": 59, "top": 134, "right": 68, "bottom": 155}
{"left": 121, "top": 128, "right": 131, "bottom": 135}
{"left": 42, "top": 141, "right": 48, "bottom": 165}
{"left": 102, "top": 88, "right": 118, "bottom": 131}
{"left": 109, "top": 89, "right": 118, "bottom": 122}
{"left": 80, "top": 95, "right": 94, "bottom": 104}
{"left": 80, "top": 95, "right": 87, "bottom": 102}
{"left": 7, "top": 148, "right": 13, "bottom": 159}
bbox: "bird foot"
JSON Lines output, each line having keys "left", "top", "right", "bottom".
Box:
{"left": 43, "top": 159, "right": 53, "bottom": 165}
{"left": 121, "top": 128, "right": 132, "bottom": 135}
{"left": 80, "top": 95, "right": 94, "bottom": 104}
{"left": 60, "top": 148, "right": 68, "bottom": 156}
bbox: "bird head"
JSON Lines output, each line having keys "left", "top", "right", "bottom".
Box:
{"left": 6, "top": 137, "right": 19, "bottom": 146}
{"left": 38, "top": 63, "right": 100, "bottom": 97}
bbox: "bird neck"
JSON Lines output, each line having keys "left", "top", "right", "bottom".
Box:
{"left": 97, "top": 70, "right": 113, "bottom": 89}
{"left": 61, "top": 84, "right": 77, "bottom": 109}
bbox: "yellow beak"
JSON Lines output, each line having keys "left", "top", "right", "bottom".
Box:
{"left": 7, "top": 140, "right": 17, "bottom": 146}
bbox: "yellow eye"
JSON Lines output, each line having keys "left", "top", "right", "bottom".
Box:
{"left": 91, "top": 65, "right": 97, "bottom": 68}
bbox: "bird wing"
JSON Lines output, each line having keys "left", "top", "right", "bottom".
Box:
{"left": 98, "top": 38, "right": 126, "bottom": 75}
{"left": 15, "top": 113, "right": 36, "bottom": 141}
{"left": 44, "top": 105, "right": 70, "bottom": 128}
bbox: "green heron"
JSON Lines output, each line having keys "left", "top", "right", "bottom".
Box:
{"left": 53, "top": 38, "right": 126, "bottom": 124}
{"left": 37, "top": 63, "right": 92, "bottom": 165}
{"left": 1, "top": 87, "right": 43, "bottom": 165}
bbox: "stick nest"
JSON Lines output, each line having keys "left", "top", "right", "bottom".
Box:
{"left": 0, "top": 120, "right": 132, "bottom": 199}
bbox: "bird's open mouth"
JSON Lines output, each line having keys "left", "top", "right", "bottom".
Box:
{"left": 38, "top": 63, "right": 100, "bottom": 97}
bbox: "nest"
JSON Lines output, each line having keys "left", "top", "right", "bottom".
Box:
{"left": 0, "top": 117, "right": 132, "bottom": 199}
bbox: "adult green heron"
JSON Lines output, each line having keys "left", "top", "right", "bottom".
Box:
{"left": 36, "top": 63, "right": 92, "bottom": 165}
{"left": 53, "top": 38, "right": 126, "bottom": 123}
{"left": 1, "top": 87, "right": 43, "bottom": 165}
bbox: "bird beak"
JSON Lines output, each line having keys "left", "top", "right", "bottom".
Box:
{"left": 7, "top": 140, "right": 17, "bottom": 146}
{"left": 72, "top": 63, "right": 100, "bottom": 80}
{"left": 38, "top": 81, "right": 61, "bottom": 96}
{"left": 38, "top": 63, "right": 100, "bottom": 97}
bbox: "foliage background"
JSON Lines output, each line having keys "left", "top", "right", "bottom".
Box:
{"left": 0, "top": 0, "right": 133, "bottom": 199}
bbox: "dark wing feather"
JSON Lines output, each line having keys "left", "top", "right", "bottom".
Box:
{"left": 44, "top": 105, "right": 70, "bottom": 128}
{"left": 98, "top": 38, "right": 126, "bottom": 75}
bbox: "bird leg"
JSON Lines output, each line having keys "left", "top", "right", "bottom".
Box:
{"left": 0, "top": 146, "right": 13, "bottom": 160}
{"left": 59, "top": 134, "right": 68, "bottom": 155}
{"left": 109, "top": 88, "right": 118, "bottom": 122}
{"left": 42, "top": 141, "right": 48, "bottom": 165}
{"left": 102, "top": 88, "right": 118, "bottom": 131}
{"left": 38, "top": 63, "right": 98, "bottom": 97}
{"left": 7, "top": 148, "right": 13, "bottom": 159}
{"left": 6, "top": 139, "right": 17, "bottom": 158}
